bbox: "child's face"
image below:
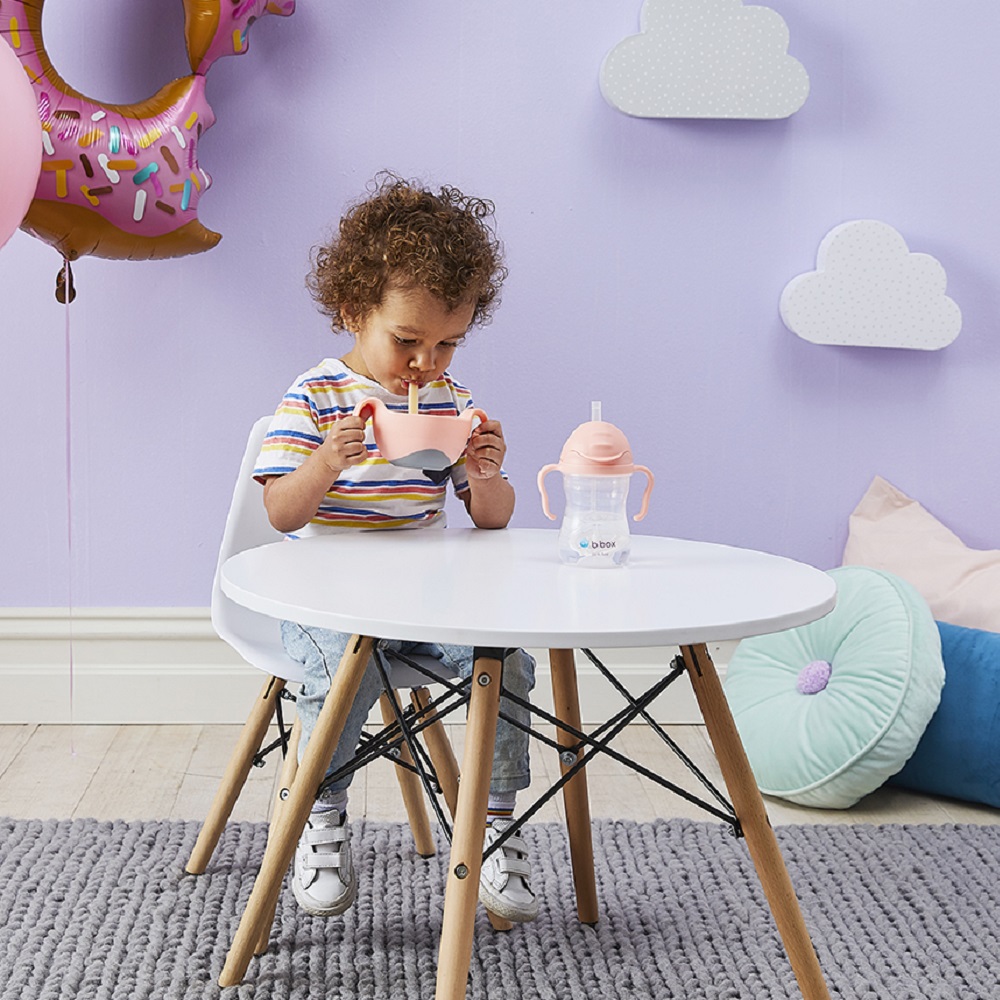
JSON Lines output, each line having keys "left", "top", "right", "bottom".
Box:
{"left": 342, "top": 286, "right": 475, "bottom": 396}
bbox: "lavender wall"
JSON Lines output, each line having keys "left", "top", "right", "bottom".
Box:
{"left": 2, "top": 1, "right": 998, "bottom": 607}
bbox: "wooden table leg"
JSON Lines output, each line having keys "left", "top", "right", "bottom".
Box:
{"left": 186, "top": 675, "right": 285, "bottom": 875}
{"left": 411, "top": 686, "right": 513, "bottom": 934}
{"left": 219, "top": 635, "right": 375, "bottom": 987}
{"left": 549, "top": 648, "right": 599, "bottom": 924}
{"left": 680, "top": 643, "right": 832, "bottom": 1000}
{"left": 434, "top": 651, "right": 503, "bottom": 1000}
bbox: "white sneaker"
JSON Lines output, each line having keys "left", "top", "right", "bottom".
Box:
{"left": 292, "top": 810, "right": 357, "bottom": 916}
{"left": 478, "top": 818, "right": 538, "bottom": 923}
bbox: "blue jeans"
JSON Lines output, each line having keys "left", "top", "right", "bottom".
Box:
{"left": 281, "top": 621, "right": 536, "bottom": 795}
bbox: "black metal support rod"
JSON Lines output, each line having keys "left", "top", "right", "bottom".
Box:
{"left": 251, "top": 700, "right": 294, "bottom": 768}
{"left": 319, "top": 676, "right": 472, "bottom": 787}
{"left": 485, "top": 719, "right": 738, "bottom": 858}
{"left": 372, "top": 649, "right": 454, "bottom": 841}
{"left": 574, "top": 657, "right": 686, "bottom": 746}
{"left": 317, "top": 688, "right": 466, "bottom": 793}
{"left": 300, "top": 638, "right": 742, "bottom": 864}
{"left": 385, "top": 649, "right": 472, "bottom": 699}
{"left": 502, "top": 668, "right": 675, "bottom": 755}
{"left": 488, "top": 660, "right": 682, "bottom": 757}
{"left": 483, "top": 689, "right": 739, "bottom": 860}
{"left": 580, "top": 649, "right": 734, "bottom": 814}
{"left": 275, "top": 695, "right": 289, "bottom": 758}
{"left": 495, "top": 680, "right": 738, "bottom": 828}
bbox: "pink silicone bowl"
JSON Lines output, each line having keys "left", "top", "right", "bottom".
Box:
{"left": 353, "top": 397, "right": 487, "bottom": 470}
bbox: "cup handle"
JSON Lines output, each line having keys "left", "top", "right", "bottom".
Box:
{"left": 632, "top": 466, "right": 654, "bottom": 522}
{"left": 536, "top": 465, "right": 559, "bottom": 520}
{"left": 353, "top": 398, "right": 377, "bottom": 422}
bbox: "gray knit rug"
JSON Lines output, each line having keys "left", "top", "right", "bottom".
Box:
{"left": 0, "top": 817, "right": 997, "bottom": 999}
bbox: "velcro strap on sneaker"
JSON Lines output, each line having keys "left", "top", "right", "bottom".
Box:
{"left": 302, "top": 829, "right": 347, "bottom": 847}
{"left": 499, "top": 835, "right": 528, "bottom": 856}
{"left": 301, "top": 852, "right": 346, "bottom": 870}
{"left": 305, "top": 827, "right": 348, "bottom": 847}
{"left": 496, "top": 857, "right": 531, "bottom": 879}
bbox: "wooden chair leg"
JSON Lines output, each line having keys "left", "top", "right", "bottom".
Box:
{"left": 434, "top": 652, "right": 503, "bottom": 1000}
{"left": 381, "top": 690, "right": 436, "bottom": 857}
{"left": 410, "top": 687, "right": 460, "bottom": 819}
{"left": 549, "top": 648, "right": 599, "bottom": 924}
{"left": 270, "top": 716, "right": 302, "bottom": 824}
{"left": 185, "top": 675, "right": 285, "bottom": 875}
{"left": 254, "top": 717, "right": 301, "bottom": 956}
{"left": 680, "top": 643, "right": 832, "bottom": 1000}
{"left": 220, "top": 635, "right": 375, "bottom": 987}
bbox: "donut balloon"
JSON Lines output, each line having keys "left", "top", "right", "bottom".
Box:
{"left": 184, "top": 0, "right": 295, "bottom": 75}
{"left": 0, "top": 0, "right": 294, "bottom": 262}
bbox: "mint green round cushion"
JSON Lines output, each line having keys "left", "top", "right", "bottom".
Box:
{"left": 723, "top": 566, "right": 945, "bottom": 809}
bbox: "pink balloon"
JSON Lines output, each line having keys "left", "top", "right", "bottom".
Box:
{"left": 0, "top": 39, "right": 42, "bottom": 250}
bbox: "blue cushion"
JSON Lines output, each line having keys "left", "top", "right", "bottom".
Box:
{"left": 889, "top": 622, "right": 1000, "bottom": 808}
{"left": 724, "top": 566, "right": 945, "bottom": 809}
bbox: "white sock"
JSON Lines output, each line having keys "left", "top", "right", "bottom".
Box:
{"left": 312, "top": 787, "right": 349, "bottom": 817}
{"left": 487, "top": 791, "right": 516, "bottom": 825}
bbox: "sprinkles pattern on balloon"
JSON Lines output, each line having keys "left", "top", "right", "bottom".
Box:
{"left": 0, "top": 0, "right": 294, "bottom": 261}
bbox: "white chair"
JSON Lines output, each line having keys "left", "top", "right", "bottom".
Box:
{"left": 185, "top": 416, "right": 463, "bottom": 882}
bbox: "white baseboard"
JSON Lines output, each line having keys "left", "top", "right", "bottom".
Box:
{"left": 0, "top": 609, "right": 735, "bottom": 725}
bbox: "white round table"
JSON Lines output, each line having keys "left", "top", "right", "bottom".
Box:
{"left": 221, "top": 527, "right": 836, "bottom": 648}
{"left": 219, "top": 528, "right": 836, "bottom": 1000}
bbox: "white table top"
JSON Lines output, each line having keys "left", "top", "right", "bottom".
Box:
{"left": 220, "top": 528, "right": 836, "bottom": 649}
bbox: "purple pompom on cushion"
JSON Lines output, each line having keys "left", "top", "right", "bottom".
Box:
{"left": 797, "top": 659, "right": 832, "bottom": 695}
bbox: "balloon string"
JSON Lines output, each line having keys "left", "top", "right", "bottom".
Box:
{"left": 63, "top": 258, "right": 75, "bottom": 755}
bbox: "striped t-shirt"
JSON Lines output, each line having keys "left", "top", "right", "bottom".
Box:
{"left": 254, "top": 358, "right": 481, "bottom": 536}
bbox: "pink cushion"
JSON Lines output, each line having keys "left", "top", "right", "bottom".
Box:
{"left": 843, "top": 476, "right": 1000, "bottom": 632}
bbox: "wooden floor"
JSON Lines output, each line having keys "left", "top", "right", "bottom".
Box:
{"left": 2, "top": 722, "right": 996, "bottom": 827}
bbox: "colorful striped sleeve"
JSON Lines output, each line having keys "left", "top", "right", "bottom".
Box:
{"left": 253, "top": 374, "right": 327, "bottom": 480}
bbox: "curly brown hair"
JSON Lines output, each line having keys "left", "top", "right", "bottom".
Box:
{"left": 307, "top": 172, "right": 507, "bottom": 332}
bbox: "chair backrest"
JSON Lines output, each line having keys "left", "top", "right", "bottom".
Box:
{"left": 212, "top": 416, "right": 459, "bottom": 689}
{"left": 211, "top": 416, "right": 305, "bottom": 682}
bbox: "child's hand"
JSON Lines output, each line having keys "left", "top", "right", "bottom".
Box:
{"left": 319, "top": 415, "right": 367, "bottom": 473}
{"left": 464, "top": 419, "right": 506, "bottom": 481}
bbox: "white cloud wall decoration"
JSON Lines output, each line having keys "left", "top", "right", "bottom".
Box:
{"left": 780, "top": 220, "right": 962, "bottom": 350}
{"left": 600, "top": 0, "right": 810, "bottom": 119}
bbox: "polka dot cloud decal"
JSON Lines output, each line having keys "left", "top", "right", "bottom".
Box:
{"left": 780, "top": 220, "right": 962, "bottom": 350}
{"left": 600, "top": 0, "right": 809, "bottom": 119}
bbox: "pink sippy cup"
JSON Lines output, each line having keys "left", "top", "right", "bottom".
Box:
{"left": 537, "top": 402, "right": 654, "bottom": 567}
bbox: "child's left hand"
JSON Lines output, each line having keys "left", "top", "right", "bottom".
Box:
{"left": 464, "top": 419, "right": 506, "bottom": 481}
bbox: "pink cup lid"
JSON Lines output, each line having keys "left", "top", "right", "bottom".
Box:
{"left": 537, "top": 402, "right": 655, "bottom": 520}
{"left": 554, "top": 418, "right": 640, "bottom": 475}
{"left": 549, "top": 401, "right": 642, "bottom": 475}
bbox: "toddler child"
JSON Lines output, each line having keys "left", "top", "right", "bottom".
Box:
{"left": 253, "top": 172, "right": 537, "bottom": 923}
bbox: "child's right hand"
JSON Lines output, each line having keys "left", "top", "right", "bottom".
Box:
{"left": 319, "top": 415, "right": 368, "bottom": 473}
